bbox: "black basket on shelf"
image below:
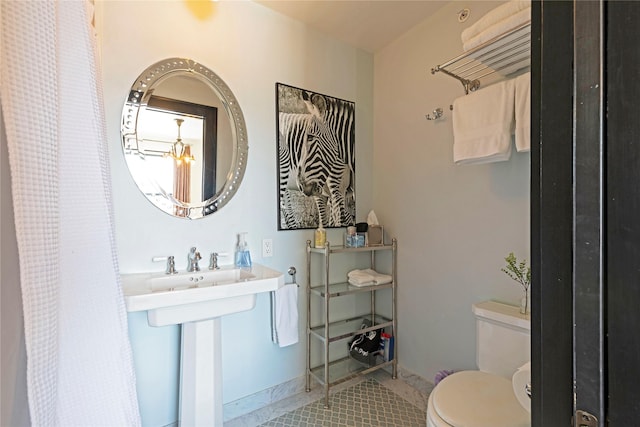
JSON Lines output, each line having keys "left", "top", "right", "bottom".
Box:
{"left": 348, "top": 319, "right": 382, "bottom": 365}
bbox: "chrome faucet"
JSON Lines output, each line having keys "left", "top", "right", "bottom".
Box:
{"left": 209, "top": 252, "right": 220, "bottom": 270}
{"left": 187, "top": 247, "right": 202, "bottom": 272}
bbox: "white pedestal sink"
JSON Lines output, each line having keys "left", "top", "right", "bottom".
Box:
{"left": 121, "top": 264, "right": 284, "bottom": 426}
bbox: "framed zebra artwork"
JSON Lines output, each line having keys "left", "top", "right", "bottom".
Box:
{"left": 276, "top": 83, "right": 356, "bottom": 230}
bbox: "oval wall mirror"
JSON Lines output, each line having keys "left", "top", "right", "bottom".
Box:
{"left": 121, "top": 58, "right": 248, "bottom": 219}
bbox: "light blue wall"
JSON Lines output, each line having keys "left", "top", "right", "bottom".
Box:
{"left": 373, "top": 1, "right": 530, "bottom": 381}
{"left": 98, "top": 1, "right": 374, "bottom": 425}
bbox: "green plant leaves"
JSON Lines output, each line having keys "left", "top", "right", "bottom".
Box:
{"left": 501, "top": 252, "right": 531, "bottom": 291}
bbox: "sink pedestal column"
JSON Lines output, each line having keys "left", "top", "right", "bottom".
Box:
{"left": 179, "top": 318, "right": 223, "bottom": 426}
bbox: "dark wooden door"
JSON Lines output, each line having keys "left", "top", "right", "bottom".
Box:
{"left": 605, "top": 2, "right": 640, "bottom": 425}
{"left": 531, "top": 1, "right": 575, "bottom": 425}
{"left": 533, "top": 1, "right": 640, "bottom": 425}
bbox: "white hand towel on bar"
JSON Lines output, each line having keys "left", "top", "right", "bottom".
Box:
{"left": 463, "top": 7, "right": 531, "bottom": 52}
{"left": 275, "top": 284, "right": 299, "bottom": 347}
{"left": 515, "top": 72, "right": 531, "bottom": 152}
{"left": 452, "top": 79, "right": 515, "bottom": 165}
{"left": 461, "top": 0, "right": 531, "bottom": 44}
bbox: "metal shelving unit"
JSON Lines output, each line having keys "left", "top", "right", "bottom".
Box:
{"left": 305, "top": 238, "right": 397, "bottom": 408}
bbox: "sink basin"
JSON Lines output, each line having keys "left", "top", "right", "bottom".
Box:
{"left": 121, "top": 263, "right": 284, "bottom": 326}
{"left": 150, "top": 267, "right": 255, "bottom": 291}
{"left": 122, "top": 263, "right": 285, "bottom": 425}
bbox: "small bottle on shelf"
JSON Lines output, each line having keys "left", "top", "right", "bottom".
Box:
{"left": 314, "top": 221, "right": 326, "bottom": 248}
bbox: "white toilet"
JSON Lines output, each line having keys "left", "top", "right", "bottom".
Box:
{"left": 426, "top": 300, "right": 531, "bottom": 427}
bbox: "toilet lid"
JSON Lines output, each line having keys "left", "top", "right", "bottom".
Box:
{"left": 432, "top": 371, "right": 530, "bottom": 427}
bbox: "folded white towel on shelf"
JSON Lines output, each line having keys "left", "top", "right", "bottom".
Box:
{"left": 348, "top": 270, "right": 375, "bottom": 287}
{"left": 274, "top": 284, "right": 299, "bottom": 347}
{"left": 347, "top": 269, "right": 393, "bottom": 287}
{"left": 463, "top": 7, "right": 531, "bottom": 52}
{"left": 515, "top": 72, "right": 531, "bottom": 152}
{"left": 452, "top": 78, "right": 515, "bottom": 165}
{"left": 461, "top": 0, "right": 531, "bottom": 44}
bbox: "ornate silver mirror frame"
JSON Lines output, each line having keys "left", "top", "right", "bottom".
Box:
{"left": 121, "top": 58, "right": 248, "bottom": 219}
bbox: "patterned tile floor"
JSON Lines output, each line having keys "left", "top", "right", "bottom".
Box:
{"left": 258, "top": 379, "right": 425, "bottom": 427}
{"left": 225, "top": 369, "right": 433, "bottom": 427}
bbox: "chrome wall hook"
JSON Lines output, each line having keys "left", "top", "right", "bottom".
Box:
{"left": 425, "top": 107, "right": 444, "bottom": 121}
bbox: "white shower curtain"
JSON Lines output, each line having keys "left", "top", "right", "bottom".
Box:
{"left": 1, "top": 1, "right": 141, "bottom": 425}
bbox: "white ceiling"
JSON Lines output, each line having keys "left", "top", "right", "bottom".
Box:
{"left": 254, "top": 0, "right": 448, "bottom": 53}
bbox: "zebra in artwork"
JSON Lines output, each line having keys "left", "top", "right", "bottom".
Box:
{"left": 277, "top": 87, "right": 355, "bottom": 229}
{"left": 278, "top": 112, "right": 312, "bottom": 229}
{"left": 295, "top": 91, "right": 355, "bottom": 228}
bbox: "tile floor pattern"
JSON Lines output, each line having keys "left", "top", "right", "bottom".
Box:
{"left": 257, "top": 379, "right": 426, "bottom": 427}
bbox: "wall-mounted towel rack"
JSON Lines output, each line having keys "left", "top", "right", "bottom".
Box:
{"left": 431, "top": 20, "right": 531, "bottom": 95}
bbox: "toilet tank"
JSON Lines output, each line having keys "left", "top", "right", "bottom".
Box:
{"left": 472, "top": 300, "right": 531, "bottom": 378}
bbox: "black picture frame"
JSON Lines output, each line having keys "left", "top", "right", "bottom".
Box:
{"left": 276, "top": 83, "right": 356, "bottom": 230}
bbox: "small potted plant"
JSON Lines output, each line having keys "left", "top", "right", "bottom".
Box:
{"left": 501, "top": 252, "right": 531, "bottom": 314}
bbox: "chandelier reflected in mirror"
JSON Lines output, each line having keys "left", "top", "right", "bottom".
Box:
{"left": 165, "top": 118, "right": 195, "bottom": 165}
{"left": 169, "top": 118, "right": 194, "bottom": 212}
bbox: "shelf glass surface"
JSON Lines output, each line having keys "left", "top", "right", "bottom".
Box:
{"left": 309, "top": 355, "right": 393, "bottom": 386}
{"left": 309, "top": 281, "right": 393, "bottom": 297}
{"left": 309, "top": 243, "right": 394, "bottom": 254}
{"left": 310, "top": 314, "right": 392, "bottom": 343}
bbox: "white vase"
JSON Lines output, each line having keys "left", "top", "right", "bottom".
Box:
{"left": 520, "top": 289, "right": 529, "bottom": 314}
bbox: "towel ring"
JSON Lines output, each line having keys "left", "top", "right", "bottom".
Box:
{"left": 287, "top": 266, "right": 298, "bottom": 286}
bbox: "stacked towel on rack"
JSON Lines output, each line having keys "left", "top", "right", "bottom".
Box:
{"left": 515, "top": 72, "right": 531, "bottom": 152}
{"left": 452, "top": 78, "right": 515, "bottom": 165}
{"left": 347, "top": 269, "right": 393, "bottom": 287}
{"left": 461, "top": 0, "right": 531, "bottom": 52}
{"left": 461, "top": 0, "right": 530, "bottom": 43}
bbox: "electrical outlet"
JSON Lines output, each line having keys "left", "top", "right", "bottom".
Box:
{"left": 262, "top": 239, "right": 273, "bottom": 257}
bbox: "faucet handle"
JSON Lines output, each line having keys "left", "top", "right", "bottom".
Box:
{"left": 152, "top": 255, "right": 178, "bottom": 275}
{"left": 208, "top": 252, "right": 228, "bottom": 270}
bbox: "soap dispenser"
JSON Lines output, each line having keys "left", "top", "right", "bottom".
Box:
{"left": 235, "top": 232, "right": 252, "bottom": 268}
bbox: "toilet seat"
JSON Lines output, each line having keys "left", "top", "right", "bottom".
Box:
{"left": 427, "top": 371, "right": 530, "bottom": 427}
{"left": 427, "top": 392, "right": 452, "bottom": 427}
